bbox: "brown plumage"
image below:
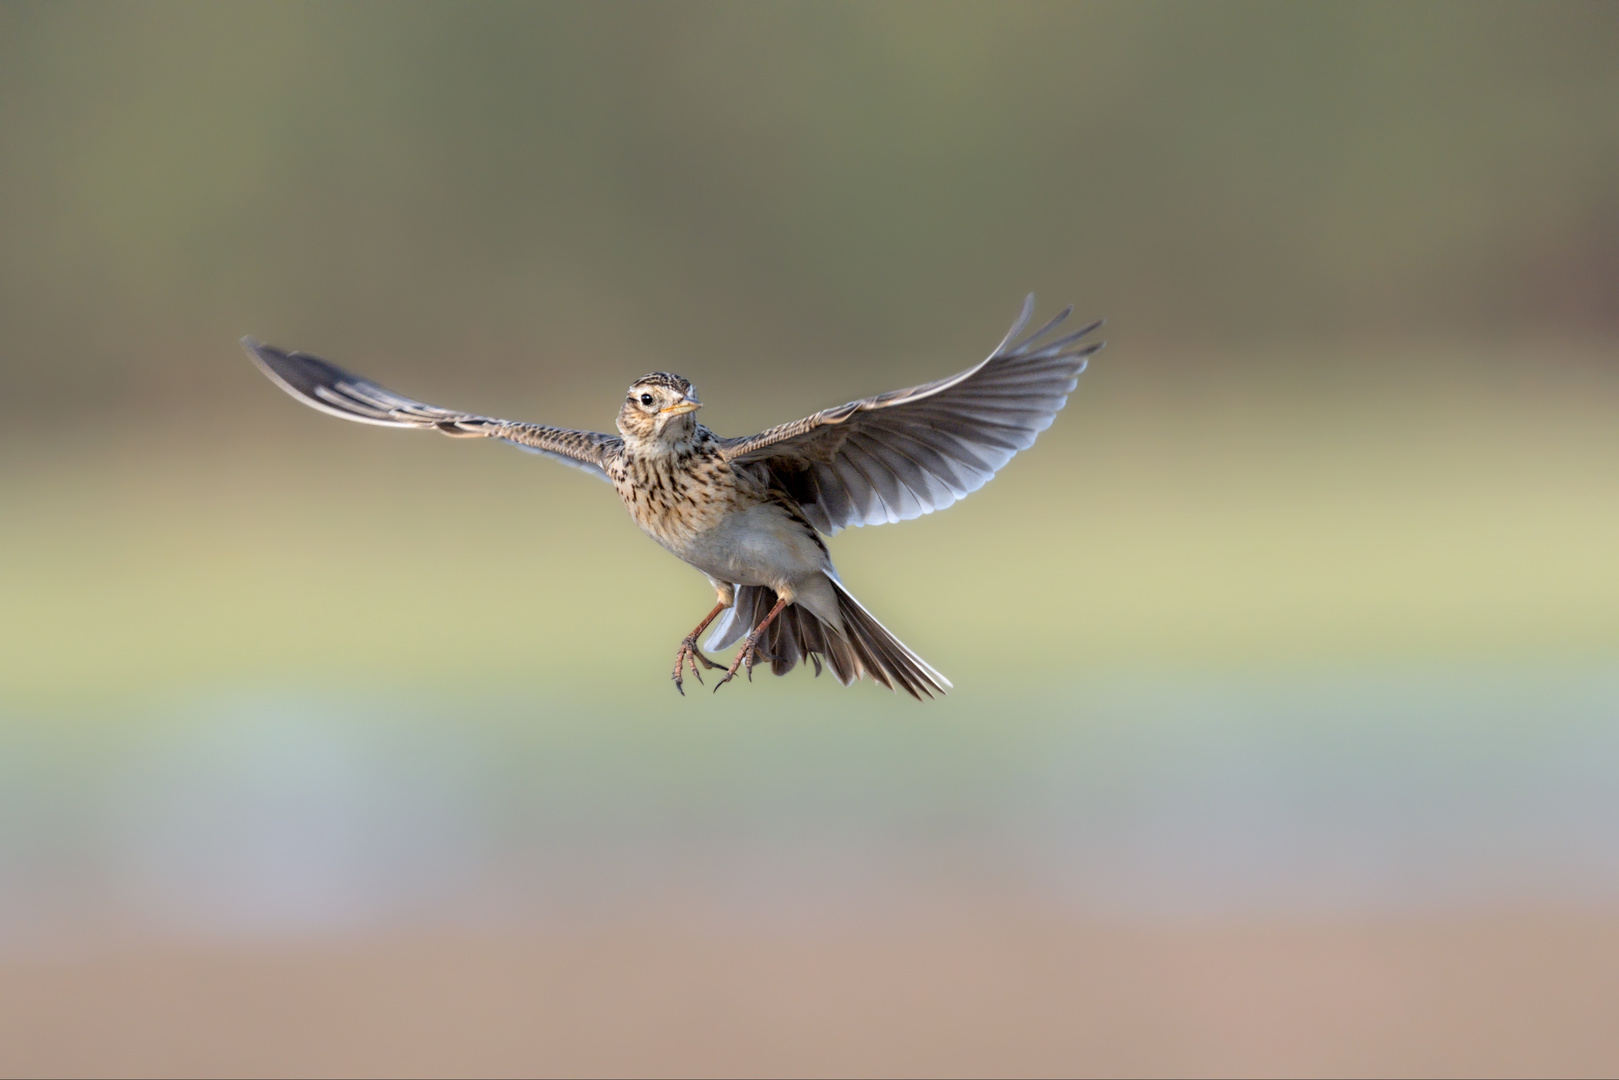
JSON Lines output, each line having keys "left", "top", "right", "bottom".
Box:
{"left": 241, "top": 296, "right": 1101, "bottom": 698}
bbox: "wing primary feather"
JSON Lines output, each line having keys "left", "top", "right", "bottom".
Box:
{"left": 1015, "top": 322, "right": 1104, "bottom": 360}
{"left": 989, "top": 294, "right": 1038, "bottom": 357}
{"left": 1005, "top": 304, "right": 1073, "bottom": 355}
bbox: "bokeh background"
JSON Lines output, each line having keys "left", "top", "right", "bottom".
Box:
{"left": 2, "top": 3, "right": 1618, "bottom": 1076}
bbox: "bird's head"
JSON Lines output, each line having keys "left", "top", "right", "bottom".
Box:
{"left": 616, "top": 372, "right": 703, "bottom": 445}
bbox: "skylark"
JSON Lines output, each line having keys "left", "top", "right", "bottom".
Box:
{"left": 242, "top": 297, "right": 1101, "bottom": 698}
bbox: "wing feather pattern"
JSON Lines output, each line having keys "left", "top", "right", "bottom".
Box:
{"left": 240, "top": 338, "right": 620, "bottom": 480}
{"left": 720, "top": 296, "right": 1101, "bottom": 533}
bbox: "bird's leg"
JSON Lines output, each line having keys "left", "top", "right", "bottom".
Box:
{"left": 714, "top": 594, "right": 791, "bottom": 693}
{"left": 672, "top": 601, "right": 729, "bottom": 696}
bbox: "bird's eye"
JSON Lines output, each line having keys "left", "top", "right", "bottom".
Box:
{"left": 640, "top": 393, "right": 655, "bottom": 406}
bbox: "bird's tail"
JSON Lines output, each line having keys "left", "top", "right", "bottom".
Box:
{"left": 706, "top": 579, "right": 951, "bottom": 700}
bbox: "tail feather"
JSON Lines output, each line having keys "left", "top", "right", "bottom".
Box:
{"left": 711, "top": 578, "right": 950, "bottom": 699}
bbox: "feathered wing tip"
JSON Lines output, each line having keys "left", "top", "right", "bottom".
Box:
{"left": 989, "top": 293, "right": 1039, "bottom": 356}
{"left": 705, "top": 579, "right": 950, "bottom": 700}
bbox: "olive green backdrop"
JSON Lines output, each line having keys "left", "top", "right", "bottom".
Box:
{"left": 1, "top": 4, "right": 1617, "bottom": 1074}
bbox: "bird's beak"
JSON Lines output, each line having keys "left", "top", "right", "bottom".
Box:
{"left": 660, "top": 397, "right": 702, "bottom": 415}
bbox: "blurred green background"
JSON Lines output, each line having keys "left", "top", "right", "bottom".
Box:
{"left": 2, "top": 3, "right": 1618, "bottom": 1076}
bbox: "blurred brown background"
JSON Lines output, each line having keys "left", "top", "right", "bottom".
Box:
{"left": 1, "top": 2, "right": 1617, "bottom": 1076}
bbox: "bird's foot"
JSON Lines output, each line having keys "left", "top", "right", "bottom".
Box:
{"left": 712, "top": 638, "right": 757, "bottom": 692}
{"left": 713, "top": 594, "right": 790, "bottom": 694}
{"left": 714, "top": 633, "right": 782, "bottom": 690}
{"left": 671, "top": 635, "right": 723, "bottom": 696}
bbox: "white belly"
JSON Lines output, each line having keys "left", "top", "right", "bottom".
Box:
{"left": 667, "top": 501, "right": 831, "bottom": 590}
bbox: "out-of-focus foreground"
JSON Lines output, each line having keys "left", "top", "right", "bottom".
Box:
{"left": 1, "top": 4, "right": 1617, "bottom": 1077}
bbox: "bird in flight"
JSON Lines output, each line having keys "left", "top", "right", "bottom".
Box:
{"left": 242, "top": 297, "right": 1100, "bottom": 698}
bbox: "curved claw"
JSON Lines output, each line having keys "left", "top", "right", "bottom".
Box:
{"left": 712, "top": 641, "right": 752, "bottom": 693}
{"left": 672, "top": 635, "right": 724, "bottom": 696}
{"left": 712, "top": 595, "right": 790, "bottom": 694}
{"left": 714, "top": 637, "right": 768, "bottom": 692}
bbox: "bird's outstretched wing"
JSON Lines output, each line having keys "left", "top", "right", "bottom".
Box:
{"left": 720, "top": 297, "right": 1101, "bottom": 534}
{"left": 241, "top": 338, "right": 621, "bottom": 480}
